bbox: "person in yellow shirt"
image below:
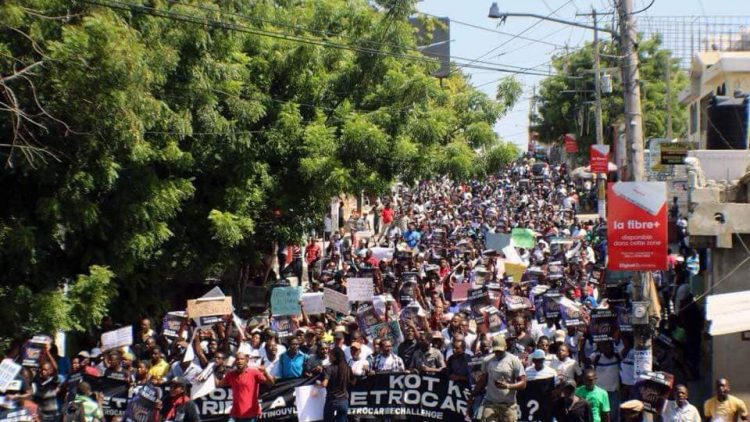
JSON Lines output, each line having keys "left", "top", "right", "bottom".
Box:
{"left": 147, "top": 347, "right": 170, "bottom": 383}
{"left": 704, "top": 378, "right": 749, "bottom": 422}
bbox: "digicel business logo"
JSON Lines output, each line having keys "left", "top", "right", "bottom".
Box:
{"left": 611, "top": 219, "right": 661, "bottom": 230}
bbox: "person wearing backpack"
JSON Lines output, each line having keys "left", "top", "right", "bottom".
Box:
{"left": 589, "top": 341, "right": 621, "bottom": 422}
{"left": 66, "top": 381, "right": 103, "bottom": 422}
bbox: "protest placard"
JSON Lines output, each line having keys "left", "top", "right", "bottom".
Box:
{"left": 123, "top": 383, "right": 162, "bottom": 422}
{"left": 0, "top": 359, "right": 22, "bottom": 392}
{"left": 485, "top": 233, "right": 511, "bottom": 251}
{"left": 357, "top": 303, "right": 382, "bottom": 333}
{"left": 511, "top": 228, "right": 536, "bottom": 249}
{"left": 589, "top": 309, "right": 617, "bottom": 342}
{"left": 368, "top": 320, "right": 403, "bottom": 349}
{"left": 370, "top": 247, "right": 394, "bottom": 261}
{"left": 347, "top": 278, "right": 374, "bottom": 302}
{"left": 634, "top": 371, "right": 674, "bottom": 413}
{"left": 271, "top": 287, "right": 302, "bottom": 316}
{"left": 186, "top": 297, "right": 232, "bottom": 319}
{"left": 452, "top": 283, "right": 471, "bottom": 302}
{"left": 20, "top": 335, "right": 51, "bottom": 367}
{"left": 505, "top": 262, "right": 527, "bottom": 282}
{"left": 162, "top": 311, "right": 187, "bottom": 338}
{"left": 323, "top": 288, "right": 350, "bottom": 314}
{"left": 301, "top": 292, "right": 325, "bottom": 315}
{"left": 295, "top": 385, "right": 327, "bottom": 422}
{"left": 101, "top": 326, "right": 133, "bottom": 351}
{"left": 542, "top": 291, "right": 561, "bottom": 319}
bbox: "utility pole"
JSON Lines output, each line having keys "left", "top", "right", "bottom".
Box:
{"left": 618, "top": 0, "right": 646, "bottom": 182}
{"left": 592, "top": 8, "right": 606, "bottom": 219}
{"left": 665, "top": 59, "right": 673, "bottom": 139}
{"left": 617, "top": 0, "right": 652, "bottom": 377}
{"left": 575, "top": 8, "right": 606, "bottom": 218}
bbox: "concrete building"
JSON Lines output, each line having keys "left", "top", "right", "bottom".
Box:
{"left": 686, "top": 153, "right": 750, "bottom": 405}
{"left": 679, "top": 51, "right": 750, "bottom": 148}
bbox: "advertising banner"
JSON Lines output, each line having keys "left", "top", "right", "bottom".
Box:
{"left": 590, "top": 145, "right": 610, "bottom": 173}
{"left": 607, "top": 182, "right": 668, "bottom": 271}
{"left": 659, "top": 141, "right": 690, "bottom": 165}
{"left": 563, "top": 133, "right": 578, "bottom": 153}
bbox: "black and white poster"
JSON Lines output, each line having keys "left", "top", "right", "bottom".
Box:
{"left": 517, "top": 378, "right": 555, "bottom": 422}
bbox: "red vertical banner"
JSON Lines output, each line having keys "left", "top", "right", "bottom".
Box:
{"left": 607, "top": 182, "right": 668, "bottom": 271}
{"left": 563, "top": 133, "right": 578, "bottom": 153}
{"left": 590, "top": 145, "right": 610, "bottom": 173}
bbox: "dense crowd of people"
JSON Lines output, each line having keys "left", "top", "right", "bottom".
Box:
{"left": 2, "top": 155, "right": 746, "bottom": 422}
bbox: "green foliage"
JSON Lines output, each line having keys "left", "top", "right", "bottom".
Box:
{"left": 0, "top": 0, "right": 520, "bottom": 340}
{"left": 483, "top": 141, "right": 521, "bottom": 174}
{"left": 0, "top": 266, "right": 113, "bottom": 348}
{"left": 533, "top": 36, "right": 688, "bottom": 153}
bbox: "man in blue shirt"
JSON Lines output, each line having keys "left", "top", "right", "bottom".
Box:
{"left": 403, "top": 223, "right": 421, "bottom": 249}
{"left": 279, "top": 338, "right": 307, "bottom": 379}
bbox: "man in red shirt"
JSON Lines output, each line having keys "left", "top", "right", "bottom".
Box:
{"left": 304, "top": 237, "right": 321, "bottom": 283}
{"left": 218, "top": 352, "right": 274, "bottom": 422}
{"left": 378, "top": 203, "right": 394, "bottom": 242}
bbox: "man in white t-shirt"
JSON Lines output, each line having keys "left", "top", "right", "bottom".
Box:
{"left": 525, "top": 349, "right": 557, "bottom": 383}
{"left": 590, "top": 341, "right": 621, "bottom": 422}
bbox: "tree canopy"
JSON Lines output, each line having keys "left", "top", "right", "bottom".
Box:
{"left": 533, "top": 35, "right": 688, "bottom": 152}
{"left": 0, "top": 0, "right": 520, "bottom": 346}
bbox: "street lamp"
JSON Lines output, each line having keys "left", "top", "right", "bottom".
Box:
{"left": 487, "top": 2, "right": 616, "bottom": 35}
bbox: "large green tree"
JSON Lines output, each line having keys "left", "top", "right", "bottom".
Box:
{"left": 533, "top": 35, "right": 688, "bottom": 153}
{"left": 0, "top": 0, "right": 520, "bottom": 346}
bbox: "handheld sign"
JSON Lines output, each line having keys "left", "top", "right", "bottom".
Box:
{"left": 347, "top": 278, "right": 374, "bottom": 302}
{"left": 301, "top": 292, "right": 325, "bottom": 315}
{"left": 271, "top": 287, "right": 302, "bottom": 316}
{"left": 186, "top": 297, "right": 232, "bottom": 319}
{"left": 101, "top": 326, "right": 133, "bottom": 351}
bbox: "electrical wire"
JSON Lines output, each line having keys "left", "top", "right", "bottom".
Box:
{"left": 455, "top": 0, "right": 574, "bottom": 71}
{"left": 83, "top": 0, "right": 568, "bottom": 77}
{"left": 630, "top": 0, "right": 655, "bottom": 15}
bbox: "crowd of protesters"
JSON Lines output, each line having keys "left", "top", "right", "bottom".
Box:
{"left": 2, "top": 154, "right": 747, "bottom": 422}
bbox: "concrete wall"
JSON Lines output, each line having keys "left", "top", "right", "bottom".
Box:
{"left": 710, "top": 234, "right": 750, "bottom": 405}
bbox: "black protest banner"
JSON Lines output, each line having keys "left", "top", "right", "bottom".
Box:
{"left": 83, "top": 374, "right": 131, "bottom": 417}
{"left": 162, "top": 312, "right": 188, "bottom": 338}
{"left": 124, "top": 384, "right": 162, "bottom": 422}
{"left": 542, "top": 291, "right": 561, "bottom": 319}
{"left": 348, "top": 373, "right": 469, "bottom": 421}
{"left": 258, "top": 376, "right": 319, "bottom": 420}
{"left": 589, "top": 309, "right": 617, "bottom": 342}
{"left": 517, "top": 378, "right": 555, "bottom": 422}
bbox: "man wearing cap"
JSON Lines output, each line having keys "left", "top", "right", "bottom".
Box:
{"left": 525, "top": 349, "right": 557, "bottom": 382}
{"left": 154, "top": 377, "right": 200, "bottom": 422}
{"left": 553, "top": 380, "right": 593, "bottom": 422}
{"left": 469, "top": 335, "right": 526, "bottom": 422}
